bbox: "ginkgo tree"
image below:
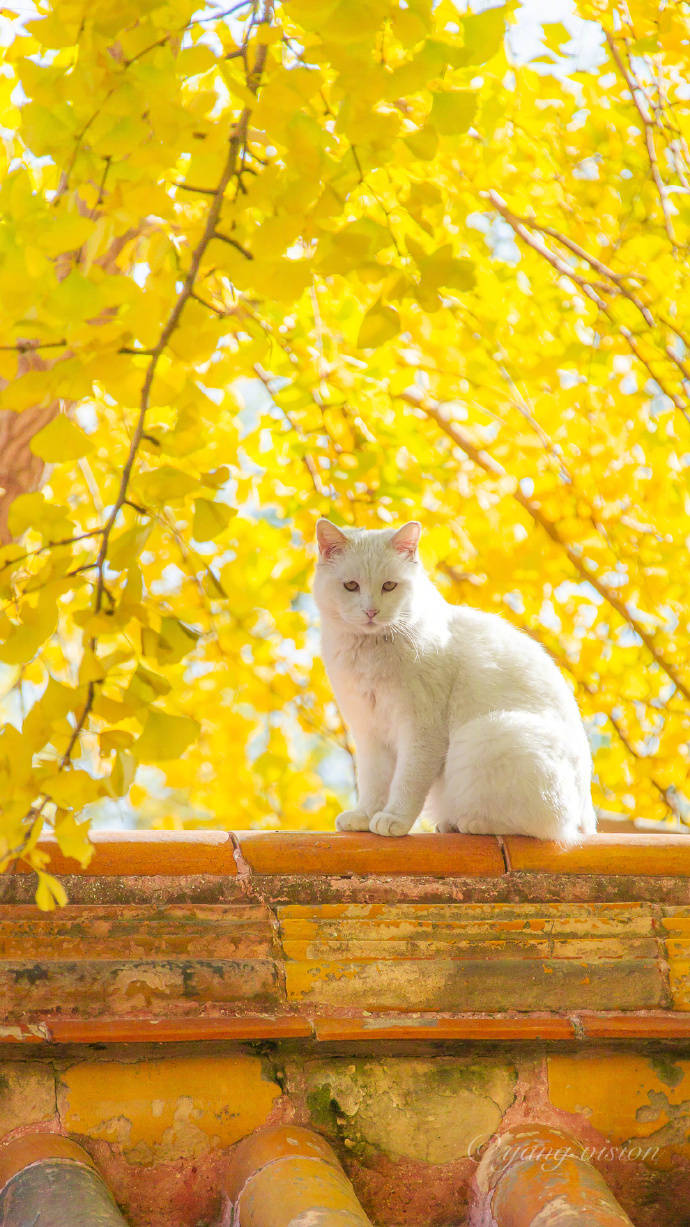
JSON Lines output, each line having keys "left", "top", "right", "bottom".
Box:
{"left": 0, "top": 0, "right": 689, "bottom": 906}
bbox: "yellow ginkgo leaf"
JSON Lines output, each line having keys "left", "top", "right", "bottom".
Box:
{"left": 54, "top": 811, "right": 94, "bottom": 867}
{"left": 35, "top": 871, "right": 68, "bottom": 912}
{"left": 193, "top": 498, "right": 237, "bottom": 542}
{"left": 134, "top": 709, "right": 201, "bottom": 762}
{"left": 430, "top": 90, "right": 478, "bottom": 135}
{"left": 357, "top": 303, "right": 400, "bottom": 349}
{"left": 30, "top": 414, "right": 94, "bottom": 462}
{"left": 110, "top": 749, "right": 136, "bottom": 797}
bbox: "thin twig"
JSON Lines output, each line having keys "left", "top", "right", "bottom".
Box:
{"left": 0, "top": 340, "right": 67, "bottom": 352}
{"left": 253, "top": 363, "right": 328, "bottom": 496}
{"left": 605, "top": 29, "right": 677, "bottom": 246}
{"left": 214, "top": 231, "right": 254, "bottom": 259}
{"left": 414, "top": 392, "right": 690, "bottom": 703}
{"left": 486, "top": 192, "right": 690, "bottom": 425}
{"left": 487, "top": 193, "right": 690, "bottom": 387}
{"left": 174, "top": 182, "right": 217, "bottom": 195}
{"left": 0, "top": 530, "right": 104, "bottom": 574}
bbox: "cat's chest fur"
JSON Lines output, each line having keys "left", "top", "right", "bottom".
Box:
{"left": 324, "top": 630, "right": 442, "bottom": 731}
{"left": 328, "top": 633, "right": 402, "bottom": 701}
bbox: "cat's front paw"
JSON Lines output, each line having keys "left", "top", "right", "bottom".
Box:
{"left": 370, "top": 810, "right": 414, "bottom": 837}
{"left": 336, "top": 808, "right": 371, "bottom": 831}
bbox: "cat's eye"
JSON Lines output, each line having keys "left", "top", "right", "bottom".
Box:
{"left": 343, "top": 580, "right": 359, "bottom": 591}
{"left": 382, "top": 581, "right": 397, "bottom": 591}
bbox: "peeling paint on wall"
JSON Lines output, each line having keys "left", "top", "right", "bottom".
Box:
{"left": 58, "top": 1055, "right": 281, "bottom": 1163}
{"left": 548, "top": 1053, "right": 690, "bottom": 1157}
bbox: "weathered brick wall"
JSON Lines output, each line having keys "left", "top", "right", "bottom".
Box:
{"left": 2, "top": 1042, "right": 690, "bottom": 1226}
{"left": 2, "top": 831, "right": 690, "bottom": 1226}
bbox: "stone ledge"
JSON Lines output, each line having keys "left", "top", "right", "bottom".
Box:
{"left": 4, "top": 832, "right": 690, "bottom": 1046}
{"left": 9, "top": 829, "right": 239, "bottom": 877}
{"left": 6, "top": 829, "right": 690, "bottom": 879}
{"left": 503, "top": 834, "right": 690, "bottom": 876}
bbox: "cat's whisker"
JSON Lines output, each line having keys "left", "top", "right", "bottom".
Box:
{"left": 391, "top": 619, "right": 421, "bottom": 658}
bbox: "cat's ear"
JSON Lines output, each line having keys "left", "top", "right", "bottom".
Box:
{"left": 316, "top": 518, "right": 348, "bottom": 560}
{"left": 391, "top": 521, "right": 421, "bottom": 559}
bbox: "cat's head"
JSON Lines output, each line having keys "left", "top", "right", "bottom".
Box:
{"left": 313, "top": 519, "right": 422, "bottom": 634}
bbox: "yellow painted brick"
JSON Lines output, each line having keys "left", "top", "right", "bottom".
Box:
{"left": 660, "top": 911, "right": 690, "bottom": 933}
{"left": 278, "top": 903, "right": 653, "bottom": 935}
{"left": 667, "top": 957, "right": 690, "bottom": 1010}
{"left": 548, "top": 1053, "right": 690, "bottom": 1154}
{"left": 58, "top": 1054, "right": 280, "bottom": 1163}
{"left": 286, "top": 956, "right": 663, "bottom": 1013}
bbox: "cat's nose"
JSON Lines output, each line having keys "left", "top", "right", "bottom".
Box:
{"left": 365, "top": 608, "right": 379, "bottom": 620}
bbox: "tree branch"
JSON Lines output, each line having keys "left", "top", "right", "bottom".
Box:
{"left": 38, "top": 3, "right": 274, "bottom": 805}
{"left": 414, "top": 392, "right": 690, "bottom": 703}
{"left": 604, "top": 29, "right": 677, "bottom": 246}
{"left": 486, "top": 192, "right": 690, "bottom": 426}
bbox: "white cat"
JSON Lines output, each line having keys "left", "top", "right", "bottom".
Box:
{"left": 313, "top": 518, "right": 596, "bottom": 842}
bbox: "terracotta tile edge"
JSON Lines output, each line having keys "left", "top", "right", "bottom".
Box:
{"left": 503, "top": 834, "right": 690, "bottom": 876}
{"left": 6, "top": 1011, "right": 690, "bottom": 1044}
{"left": 5, "top": 832, "right": 690, "bottom": 879}
{"left": 236, "top": 832, "right": 506, "bottom": 877}
{"left": 6, "top": 832, "right": 238, "bottom": 877}
{"left": 576, "top": 1011, "right": 690, "bottom": 1038}
{"left": 312, "top": 1014, "right": 577, "bottom": 1040}
{"left": 0, "top": 1016, "right": 314, "bottom": 1044}
{"left": 0, "top": 1134, "right": 96, "bottom": 1194}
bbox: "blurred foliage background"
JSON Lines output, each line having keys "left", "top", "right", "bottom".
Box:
{"left": 0, "top": 0, "right": 689, "bottom": 901}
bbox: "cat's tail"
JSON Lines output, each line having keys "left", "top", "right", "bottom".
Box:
{"left": 579, "top": 798, "right": 597, "bottom": 836}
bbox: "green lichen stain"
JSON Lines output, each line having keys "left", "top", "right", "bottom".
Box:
{"left": 426, "top": 1062, "right": 500, "bottom": 1096}
{"left": 306, "top": 1080, "right": 370, "bottom": 1160}
{"left": 306, "top": 1083, "right": 340, "bottom": 1131}
{"left": 304, "top": 1058, "right": 516, "bottom": 1165}
{"left": 649, "top": 1057, "right": 686, "bottom": 1090}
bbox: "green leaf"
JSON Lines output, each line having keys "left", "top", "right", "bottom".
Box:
{"left": 134, "top": 709, "right": 200, "bottom": 762}
{"left": 193, "top": 498, "right": 237, "bottom": 542}
{"left": 418, "top": 246, "right": 477, "bottom": 292}
{"left": 156, "top": 618, "right": 201, "bottom": 665}
{"left": 357, "top": 303, "right": 400, "bottom": 349}
{"left": 629, "top": 35, "right": 658, "bottom": 55}
{"left": 30, "top": 414, "right": 94, "bottom": 462}
{"left": 417, "top": 39, "right": 472, "bottom": 74}
{"left": 430, "top": 90, "right": 478, "bottom": 136}
{"left": 126, "top": 665, "right": 172, "bottom": 704}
